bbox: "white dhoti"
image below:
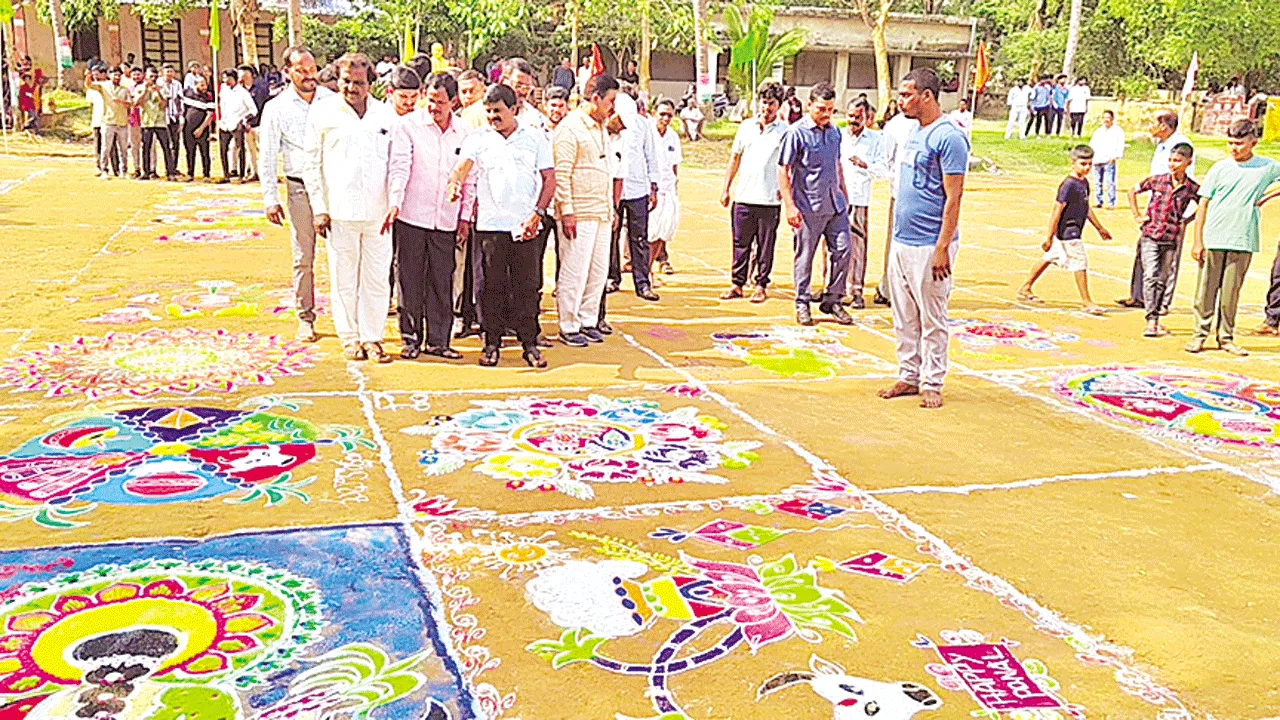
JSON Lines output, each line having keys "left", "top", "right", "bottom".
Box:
{"left": 556, "top": 219, "right": 612, "bottom": 335}
{"left": 327, "top": 220, "right": 393, "bottom": 345}
{"left": 648, "top": 187, "right": 680, "bottom": 243}
{"left": 887, "top": 241, "right": 958, "bottom": 392}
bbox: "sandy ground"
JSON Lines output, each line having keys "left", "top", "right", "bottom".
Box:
{"left": 0, "top": 143, "right": 1278, "bottom": 720}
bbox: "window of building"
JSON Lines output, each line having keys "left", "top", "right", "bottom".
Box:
{"left": 140, "top": 19, "right": 182, "bottom": 68}
{"left": 846, "top": 53, "right": 877, "bottom": 89}
{"left": 784, "top": 51, "right": 835, "bottom": 87}
{"left": 234, "top": 23, "right": 276, "bottom": 66}
{"left": 71, "top": 27, "right": 101, "bottom": 62}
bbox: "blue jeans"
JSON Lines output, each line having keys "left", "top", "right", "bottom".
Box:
{"left": 1094, "top": 162, "right": 1117, "bottom": 207}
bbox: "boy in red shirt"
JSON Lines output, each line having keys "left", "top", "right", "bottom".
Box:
{"left": 1128, "top": 143, "right": 1198, "bottom": 338}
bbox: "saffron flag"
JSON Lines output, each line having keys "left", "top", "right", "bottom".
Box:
{"left": 973, "top": 40, "right": 991, "bottom": 94}
{"left": 208, "top": 1, "right": 220, "bottom": 52}
{"left": 590, "top": 44, "right": 605, "bottom": 76}
{"left": 1181, "top": 52, "right": 1199, "bottom": 99}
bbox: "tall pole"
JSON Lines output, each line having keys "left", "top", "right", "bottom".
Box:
{"left": 569, "top": 0, "right": 579, "bottom": 75}
{"left": 692, "top": 0, "right": 709, "bottom": 107}
{"left": 287, "top": 0, "right": 301, "bottom": 45}
{"left": 639, "top": 0, "right": 650, "bottom": 94}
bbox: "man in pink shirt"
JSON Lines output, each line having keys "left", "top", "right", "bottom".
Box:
{"left": 384, "top": 73, "right": 476, "bottom": 360}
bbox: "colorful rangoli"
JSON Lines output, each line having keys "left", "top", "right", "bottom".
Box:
{"left": 0, "top": 405, "right": 369, "bottom": 528}
{"left": 710, "top": 326, "right": 894, "bottom": 378}
{"left": 0, "top": 328, "right": 317, "bottom": 400}
{"left": 949, "top": 319, "right": 1079, "bottom": 352}
{"left": 80, "top": 283, "right": 327, "bottom": 324}
{"left": 1053, "top": 367, "right": 1280, "bottom": 448}
{"left": 404, "top": 396, "right": 759, "bottom": 500}
{"left": 156, "top": 229, "right": 266, "bottom": 243}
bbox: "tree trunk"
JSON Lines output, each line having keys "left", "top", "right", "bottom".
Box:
{"left": 48, "top": 0, "right": 69, "bottom": 89}
{"left": 1026, "top": 0, "right": 1044, "bottom": 80}
{"left": 692, "top": 0, "right": 710, "bottom": 111}
{"left": 569, "top": 1, "right": 579, "bottom": 74}
{"left": 1061, "top": 0, "right": 1082, "bottom": 80}
{"left": 287, "top": 0, "right": 302, "bottom": 46}
{"left": 639, "top": 0, "right": 651, "bottom": 94}
{"left": 232, "top": 0, "right": 260, "bottom": 68}
{"left": 858, "top": 0, "right": 894, "bottom": 122}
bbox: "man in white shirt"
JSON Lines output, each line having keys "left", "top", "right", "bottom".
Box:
{"left": 447, "top": 83, "right": 556, "bottom": 368}
{"left": 720, "top": 82, "right": 788, "bottom": 303}
{"left": 647, "top": 98, "right": 683, "bottom": 280}
{"left": 874, "top": 102, "right": 920, "bottom": 306}
{"left": 947, "top": 98, "right": 973, "bottom": 139}
{"left": 217, "top": 69, "right": 256, "bottom": 182}
{"left": 1087, "top": 109, "right": 1125, "bottom": 208}
{"left": 1004, "top": 79, "right": 1030, "bottom": 140}
{"left": 259, "top": 45, "right": 333, "bottom": 344}
{"left": 302, "top": 53, "right": 397, "bottom": 363}
{"left": 839, "top": 99, "right": 888, "bottom": 308}
{"left": 84, "top": 66, "right": 114, "bottom": 176}
{"left": 1066, "top": 78, "right": 1091, "bottom": 137}
{"left": 613, "top": 91, "right": 661, "bottom": 301}
{"left": 1119, "top": 110, "right": 1196, "bottom": 309}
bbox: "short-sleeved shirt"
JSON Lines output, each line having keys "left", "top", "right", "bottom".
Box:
{"left": 461, "top": 124, "right": 553, "bottom": 234}
{"left": 1054, "top": 176, "right": 1090, "bottom": 241}
{"left": 138, "top": 86, "right": 167, "bottom": 127}
{"left": 778, "top": 116, "right": 847, "bottom": 216}
{"left": 1198, "top": 155, "right": 1280, "bottom": 253}
{"left": 1137, "top": 173, "right": 1200, "bottom": 245}
{"left": 1051, "top": 85, "right": 1069, "bottom": 109}
{"left": 893, "top": 118, "right": 969, "bottom": 247}
{"left": 1030, "top": 84, "right": 1052, "bottom": 109}
{"left": 95, "top": 82, "right": 132, "bottom": 126}
{"left": 730, "top": 117, "right": 788, "bottom": 206}
{"left": 655, "top": 126, "right": 682, "bottom": 191}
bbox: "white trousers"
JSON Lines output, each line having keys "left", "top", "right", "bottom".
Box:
{"left": 888, "top": 241, "right": 958, "bottom": 392}
{"left": 556, "top": 219, "right": 612, "bottom": 334}
{"left": 1005, "top": 107, "right": 1028, "bottom": 139}
{"left": 328, "top": 220, "right": 392, "bottom": 344}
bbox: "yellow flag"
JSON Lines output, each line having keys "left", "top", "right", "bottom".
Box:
{"left": 208, "top": 1, "right": 221, "bottom": 51}
{"left": 401, "top": 21, "right": 415, "bottom": 63}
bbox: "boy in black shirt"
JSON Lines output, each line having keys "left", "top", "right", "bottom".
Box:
{"left": 1017, "top": 145, "right": 1113, "bottom": 314}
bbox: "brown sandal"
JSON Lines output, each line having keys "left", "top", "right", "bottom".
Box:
{"left": 364, "top": 342, "right": 392, "bottom": 364}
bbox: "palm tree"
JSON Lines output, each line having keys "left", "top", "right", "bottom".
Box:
{"left": 722, "top": 1, "right": 806, "bottom": 98}
{"left": 48, "top": 0, "right": 70, "bottom": 89}
{"left": 1061, "top": 0, "right": 1083, "bottom": 79}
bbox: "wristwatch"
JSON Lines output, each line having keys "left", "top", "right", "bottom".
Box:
{"left": 534, "top": 207, "right": 550, "bottom": 220}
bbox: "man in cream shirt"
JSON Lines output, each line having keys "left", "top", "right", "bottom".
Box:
{"left": 302, "top": 53, "right": 397, "bottom": 363}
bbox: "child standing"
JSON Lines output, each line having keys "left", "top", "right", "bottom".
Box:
{"left": 1017, "top": 145, "right": 1112, "bottom": 313}
{"left": 1128, "top": 143, "right": 1199, "bottom": 338}
{"left": 1186, "top": 120, "right": 1280, "bottom": 356}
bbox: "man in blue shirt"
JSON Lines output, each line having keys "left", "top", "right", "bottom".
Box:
{"left": 1027, "top": 76, "right": 1052, "bottom": 136}
{"left": 777, "top": 82, "right": 854, "bottom": 326}
{"left": 878, "top": 68, "right": 969, "bottom": 409}
{"left": 1050, "top": 74, "right": 1069, "bottom": 135}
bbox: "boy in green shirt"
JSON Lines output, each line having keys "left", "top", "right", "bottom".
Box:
{"left": 1187, "top": 119, "right": 1280, "bottom": 356}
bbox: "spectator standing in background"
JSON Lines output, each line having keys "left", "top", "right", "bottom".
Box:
{"left": 1005, "top": 78, "right": 1029, "bottom": 140}
{"left": 1067, "top": 78, "right": 1091, "bottom": 137}
{"left": 1051, "top": 74, "right": 1069, "bottom": 135}
{"left": 552, "top": 58, "right": 575, "bottom": 91}
{"left": 1088, "top": 110, "right": 1125, "bottom": 208}
{"left": 947, "top": 98, "right": 973, "bottom": 139}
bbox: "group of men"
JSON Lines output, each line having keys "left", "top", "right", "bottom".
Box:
{"left": 1005, "top": 75, "right": 1092, "bottom": 139}
{"left": 256, "top": 47, "right": 685, "bottom": 369}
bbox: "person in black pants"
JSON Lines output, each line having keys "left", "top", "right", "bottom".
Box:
{"left": 182, "top": 77, "right": 214, "bottom": 180}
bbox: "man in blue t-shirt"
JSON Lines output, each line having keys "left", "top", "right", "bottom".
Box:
{"left": 877, "top": 68, "right": 969, "bottom": 409}
{"left": 1027, "top": 76, "right": 1053, "bottom": 136}
{"left": 1050, "top": 74, "right": 1069, "bottom": 135}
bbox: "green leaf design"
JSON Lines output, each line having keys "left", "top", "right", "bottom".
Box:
{"left": 526, "top": 628, "right": 608, "bottom": 669}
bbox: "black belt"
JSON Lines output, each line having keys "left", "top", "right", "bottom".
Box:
{"left": 285, "top": 176, "right": 304, "bottom": 184}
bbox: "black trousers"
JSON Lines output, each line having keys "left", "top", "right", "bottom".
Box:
{"left": 615, "top": 197, "right": 652, "bottom": 293}
{"left": 141, "top": 127, "right": 176, "bottom": 178}
{"left": 731, "top": 203, "right": 780, "bottom": 288}
{"left": 395, "top": 220, "right": 456, "bottom": 350}
{"left": 459, "top": 224, "right": 479, "bottom": 329}
{"left": 219, "top": 126, "right": 245, "bottom": 178}
{"left": 1027, "top": 107, "right": 1051, "bottom": 136}
{"left": 1069, "top": 112, "right": 1086, "bottom": 137}
{"left": 478, "top": 231, "right": 541, "bottom": 349}
{"left": 167, "top": 120, "right": 182, "bottom": 172}
{"left": 184, "top": 125, "right": 212, "bottom": 178}
{"left": 1051, "top": 108, "right": 1065, "bottom": 134}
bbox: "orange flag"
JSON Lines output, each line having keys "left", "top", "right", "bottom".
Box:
{"left": 590, "top": 44, "right": 605, "bottom": 76}
{"left": 974, "top": 41, "right": 991, "bottom": 94}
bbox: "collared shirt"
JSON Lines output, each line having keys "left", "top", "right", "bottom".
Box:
{"left": 462, "top": 124, "right": 553, "bottom": 233}
{"left": 553, "top": 107, "right": 613, "bottom": 221}
{"left": 1030, "top": 83, "right": 1052, "bottom": 109}
{"left": 730, "top": 116, "right": 788, "bottom": 206}
{"left": 840, "top": 127, "right": 887, "bottom": 208}
{"left": 518, "top": 102, "right": 550, "bottom": 135}
{"left": 893, "top": 118, "right": 969, "bottom": 247}
{"left": 1136, "top": 173, "right": 1201, "bottom": 244}
{"left": 947, "top": 110, "right": 973, "bottom": 138}
{"left": 92, "top": 81, "right": 131, "bottom": 126}
{"left": 160, "top": 78, "right": 184, "bottom": 123}
{"left": 620, "top": 114, "right": 660, "bottom": 200}
{"left": 1006, "top": 86, "right": 1029, "bottom": 108}
{"left": 259, "top": 84, "right": 334, "bottom": 209}
{"left": 1051, "top": 84, "right": 1069, "bottom": 109}
{"left": 137, "top": 84, "right": 167, "bottom": 127}
{"left": 1089, "top": 125, "right": 1127, "bottom": 165}
{"left": 1152, "top": 131, "right": 1197, "bottom": 179}
{"left": 882, "top": 114, "right": 920, "bottom": 198}
{"left": 779, "top": 116, "right": 847, "bottom": 216}
{"left": 388, "top": 108, "right": 476, "bottom": 231}
{"left": 184, "top": 72, "right": 201, "bottom": 91}
{"left": 302, "top": 94, "right": 396, "bottom": 222}
{"left": 217, "top": 83, "right": 257, "bottom": 132}
{"left": 654, "top": 125, "right": 682, "bottom": 191}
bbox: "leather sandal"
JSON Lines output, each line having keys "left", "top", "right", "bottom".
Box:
{"left": 523, "top": 346, "right": 548, "bottom": 368}
{"left": 479, "top": 346, "right": 500, "bottom": 367}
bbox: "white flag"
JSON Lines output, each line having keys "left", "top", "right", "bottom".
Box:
{"left": 1181, "top": 52, "right": 1199, "bottom": 99}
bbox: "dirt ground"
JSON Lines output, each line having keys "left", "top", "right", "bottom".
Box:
{"left": 0, "top": 139, "right": 1278, "bottom": 720}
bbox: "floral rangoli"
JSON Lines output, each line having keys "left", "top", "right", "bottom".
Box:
{"left": 0, "top": 328, "right": 317, "bottom": 400}
{"left": 949, "top": 319, "right": 1078, "bottom": 352}
{"left": 404, "top": 396, "right": 760, "bottom": 499}
{"left": 710, "top": 326, "right": 894, "bottom": 378}
{"left": 1053, "top": 367, "right": 1280, "bottom": 447}
{"left": 156, "top": 228, "right": 266, "bottom": 243}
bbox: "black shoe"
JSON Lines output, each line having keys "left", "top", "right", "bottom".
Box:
{"left": 820, "top": 302, "right": 855, "bottom": 325}
{"left": 581, "top": 327, "right": 605, "bottom": 343}
{"left": 872, "top": 290, "right": 890, "bottom": 307}
{"left": 454, "top": 325, "right": 480, "bottom": 339}
{"left": 797, "top": 305, "right": 815, "bottom": 326}
{"left": 1116, "top": 298, "right": 1144, "bottom": 309}
{"left": 559, "top": 332, "right": 589, "bottom": 347}
{"left": 636, "top": 288, "right": 660, "bottom": 301}
{"left": 597, "top": 321, "right": 614, "bottom": 335}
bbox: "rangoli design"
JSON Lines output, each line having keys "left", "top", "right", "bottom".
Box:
{"left": 914, "top": 630, "right": 1081, "bottom": 718}
{"left": 1053, "top": 367, "right": 1280, "bottom": 448}
{"left": 949, "top": 319, "right": 1079, "bottom": 352}
{"left": 0, "top": 328, "right": 317, "bottom": 400}
{"left": 710, "top": 326, "right": 894, "bottom": 378}
{"left": 0, "top": 405, "right": 371, "bottom": 528}
{"left": 757, "top": 654, "right": 942, "bottom": 720}
{"left": 152, "top": 195, "right": 265, "bottom": 228}
{"left": 404, "top": 396, "right": 760, "bottom": 499}
{"left": 80, "top": 283, "right": 327, "bottom": 325}
{"left": 156, "top": 228, "right": 266, "bottom": 243}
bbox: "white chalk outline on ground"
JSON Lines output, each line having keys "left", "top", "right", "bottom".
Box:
{"left": 0, "top": 168, "right": 50, "bottom": 196}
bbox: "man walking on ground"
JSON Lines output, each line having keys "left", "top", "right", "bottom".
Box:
{"left": 839, "top": 99, "right": 887, "bottom": 309}
{"left": 720, "top": 82, "right": 787, "bottom": 303}
{"left": 259, "top": 45, "right": 332, "bottom": 344}
{"left": 1004, "top": 79, "right": 1029, "bottom": 140}
{"left": 448, "top": 84, "right": 555, "bottom": 368}
{"left": 878, "top": 68, "right": 969, "bottom": 409}
{"left": 777, "top": 81, "right": 854, "bottom": 327}
{"left": 303, "top": 53, "right": 397, "bottom": 363}
{"left": 553, "top": 74, "right": 620, "bottom": 347}
{"left": 218, "top": 69, "right": 256, "bottom": 182}
{"left": 386, "top": 73, "right": 474, "bottom": 361}
{"left": 1088, "top": 110, "right": 1125, "bottom": 208}
{"left": 1118, "top": 110, "right": 1195, "bottom": 309}
{"left": 1187, "top": 120, "right": 1280, "bottom": 356}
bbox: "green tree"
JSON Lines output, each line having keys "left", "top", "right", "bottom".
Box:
{"left": 722, "top": 1, "right": 806, "bottom": 97}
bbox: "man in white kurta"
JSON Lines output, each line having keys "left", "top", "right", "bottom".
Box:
{"left": 648, "top": 98, "right": 683, "bottom": 278}
{"left": 302, "top": 53, "right": 397, "bottom": 363}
